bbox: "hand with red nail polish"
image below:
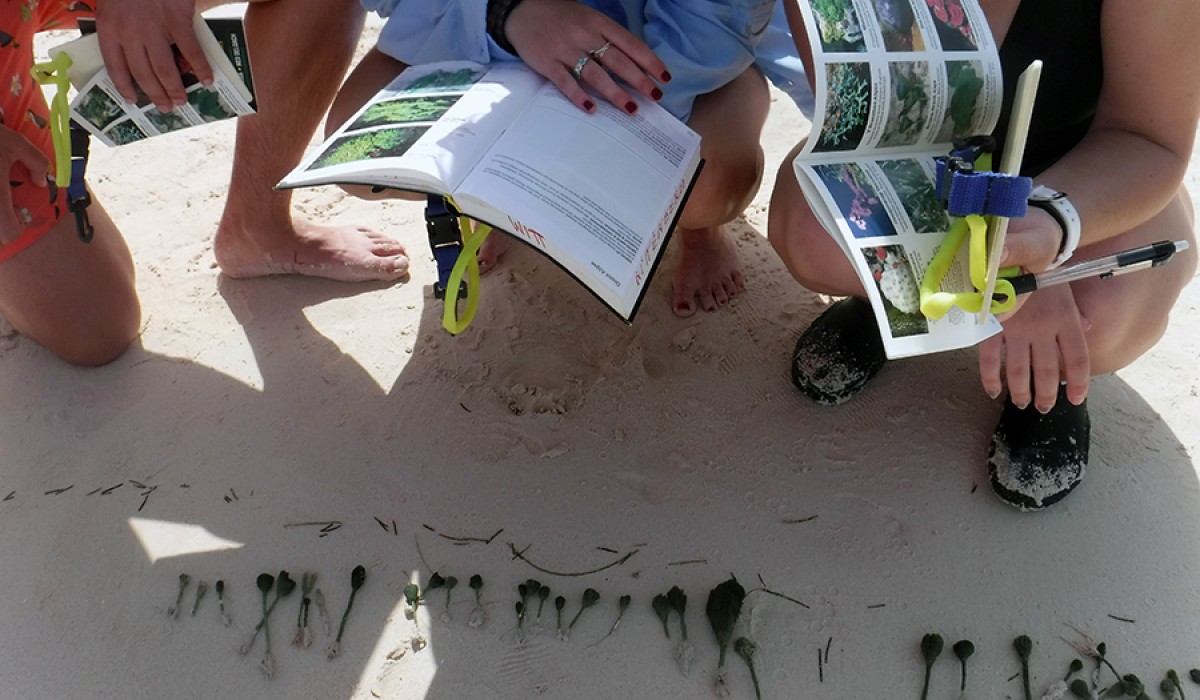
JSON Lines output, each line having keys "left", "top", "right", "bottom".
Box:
{"left": 504, "top": 0, "right": 669, "bottom": 115}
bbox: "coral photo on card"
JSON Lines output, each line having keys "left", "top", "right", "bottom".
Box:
{"left": 878, "top": 61, "right": 932, "bottom": 147}
{"left": 813, "top": 163, "right": 898, "bottom": 238}
{"left": 810, "top": 0, "right": 868, "bottom": 52}
{"left": 817, "top": 62, "right": 873, "bottom": 152}
{"left": 863, "top": 244, "right": 929, "bottom": 337}
{"left": 924, "top": 0, "right": 977, "bottom": 50}
{"left": 877, "top": 158, "right": 949, "bottom": 233}
{"left": 872, "top": 0, "right": 924, "bottom": 51}
{"left": 936, "top": 60, "right": 985, "bottom": 142}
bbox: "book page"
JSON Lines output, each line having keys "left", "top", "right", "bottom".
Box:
{"left": 790, "top": 0, "right": 1007, "bottom": 358}
{"left": 453, "top": 82, "right": 701, "bottom": 318}
{"left": 281, "top": 61, "right": 542, "bottom": 195}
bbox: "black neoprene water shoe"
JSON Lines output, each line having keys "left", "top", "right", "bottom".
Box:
{"left": 988, "top": 386, "right": 1090, "bottom": 511}
{"left": 790, "top": 297, "right": 887, "bottom": 406}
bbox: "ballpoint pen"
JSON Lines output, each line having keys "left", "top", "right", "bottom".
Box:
{"left": 999, "top": 239, "right": 1190, "bottom": 298}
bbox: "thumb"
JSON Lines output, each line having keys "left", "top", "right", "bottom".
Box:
{"left": 10, "top": 137, "right": 50, "bottom": 188}
{"left": 1002, "top": 216, "right": 1060, "bottom": 269}
{"left": 0, "top": 184, "right": 24, "bottom": 245}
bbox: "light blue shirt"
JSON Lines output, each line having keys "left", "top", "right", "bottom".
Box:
{"left": 362, "top": 0, "right": 813, "bottom": 120}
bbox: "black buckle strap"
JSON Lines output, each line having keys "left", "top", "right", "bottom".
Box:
{"left": 66, "top": 121, "right": 93, "bottom": 243}
{"left": 425, "top": 195, "right": 467, "bottom": 300}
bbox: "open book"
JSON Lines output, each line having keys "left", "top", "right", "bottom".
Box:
{"left": 790, "top": 0, "right": 1009, "bottom": 358}
{"left": 278, "top": 61, "right": 703, "bottom": 323}
{"left": 47, "top": 9, "right": 256, "bottom": 147}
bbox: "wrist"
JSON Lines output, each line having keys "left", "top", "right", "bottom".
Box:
{"left": 486, "top": 0, "right": 528, "bottom": 56}
{"left": 1027, "top": 185, "right": 1081, "bottom": 269}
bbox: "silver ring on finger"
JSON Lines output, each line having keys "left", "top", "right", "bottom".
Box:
{"left": 588, "top": 41, "right": 612, "bottom": 60}
{"left": 571, "top": 54, "right": 590, "bottom": 79}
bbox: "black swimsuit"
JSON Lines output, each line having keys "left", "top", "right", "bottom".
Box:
{"left": 992, "top": 0, "right": 1104, "bottom": 175}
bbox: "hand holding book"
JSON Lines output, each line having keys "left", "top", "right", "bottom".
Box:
{"left": 498, "top": 0, "right": 670, "bottom": 116}
{"left": 94, "top": 0, "right": 216, "bottom": 110}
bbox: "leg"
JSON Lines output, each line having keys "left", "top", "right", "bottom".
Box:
{"left": 1073, "top": 188, "right": 1197, "bottom": 375}
{"left": 210, "top": 0, "right": 410, "bottom": 282}
{"left": 767, "top": 139, "right": 864, "bottom": 296}
{"left": 670, "top": 66, "right": 769, "bottom": 318}
{"left": 0, "top": 203, "right": 140, "bottom": 366}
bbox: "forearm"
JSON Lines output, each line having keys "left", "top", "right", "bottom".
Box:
{"left": 1034, "top": 126, "right": 1193, "bottom": 248}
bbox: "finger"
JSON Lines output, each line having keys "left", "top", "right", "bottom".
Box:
{"left": 604, "top": 27, "right": 670, "bottom": 84}
{"left": 144, "top": 39, "right": 192, "bottom": 108}
{"left": 1058, "top": 328, "right": 1091, "bottom": 405}
{"left": 1003, "top": 339, "right": 1033, "bottom": 409}
{"left": 171, "top": 26, "right": 214, "bottom": 88}
{"left": 1030, "top": 336, "right": 1062, "bottom": 413}
{"left": 0, "top": 176, "right": 26, "bottom": 244}
{"left": 591, "top": 46, "right": 663, "bottom": 103}
{"left": 98, "top": 39, "right": 139, "bottom": 104}
{"left": 576, "top": 60, "right": 638, "bottom": 114}
{"left": 124, "top": 43, "right": 175, "bottom": 111}
{"left": 978, "top": 335, "right": 1004, "bottom": 399}
{"left": 11, "top": 138, "right": 50, "bottom": 187}
{"left": 545, "top": 66, "right": 598, "bottom": 113}
{"left": 1001, "top": 214, "right": 1058, "bottom": 270}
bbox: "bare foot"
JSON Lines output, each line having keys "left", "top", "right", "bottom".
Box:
{"left": 214, "top": 217, "right": 409, "bottom": 282}
{"left": 671, "top": 225, "right": 744, "bottom": 318}
{"left": 476, "top": 229, "right": 511, "bottom": 274}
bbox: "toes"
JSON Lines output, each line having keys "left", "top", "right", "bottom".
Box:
{"left": 672, "top": 291, "right": 698, "bottom": 318}
{"left": 711, "top": 284, "right": 730, "bottom": 307}
{"left": 370, "top": 241, "right": 407, "bottom": 256}
{"left": 476, "top": 250, "right": 499, "bottom": 274}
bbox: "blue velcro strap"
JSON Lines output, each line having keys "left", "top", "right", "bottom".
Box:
{"left": 935, "top": 158, "right": 1032, "bottom": 218}
{"left": 946, "top": 171, "right": 1032, "bottom": 217}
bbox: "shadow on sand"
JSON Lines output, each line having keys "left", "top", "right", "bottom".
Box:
{"left": 0, "top": 223, "right": 1196, "bottom": 699}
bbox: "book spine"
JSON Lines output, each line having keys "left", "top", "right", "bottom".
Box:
{"left": 204, "top": 18, "right": 256, "bottom": 105}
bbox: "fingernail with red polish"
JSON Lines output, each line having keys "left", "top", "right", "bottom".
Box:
{"left": 583, "top": 100, "right": 595, "bottom": 112}
{"left": 651, "top": 87, "right": 663, "bottom": 100}
{"left": 625, "top": 101, "right": 637, "bottom": 114}
{"left": 661, "top": 71, "right": 672, "bottom": 82}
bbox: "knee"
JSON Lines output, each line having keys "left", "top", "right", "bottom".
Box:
{"left": 54, "top": 298, "right": 141, "bottom": 367}
{"left": 767, "top": 162, "right": 834, "bottom": 288}
{"left": 1076, "top": 249, "right": 1193, "bottom": 373}
{"left": 679, "top": 148, "right": 764, "bottom": 229}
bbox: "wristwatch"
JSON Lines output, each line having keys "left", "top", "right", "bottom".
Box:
{"left": 1027, "top": 185, "right": 1081, "bottom": 269}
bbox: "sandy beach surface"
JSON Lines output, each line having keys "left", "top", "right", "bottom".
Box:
{"left": 4, "top": 18, "right": 1199, "bottom": 700}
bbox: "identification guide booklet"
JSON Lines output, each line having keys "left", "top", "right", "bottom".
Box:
{"left": 791, "top": 0, "right": 1008, "bottom": 358}
{"left": 278, "top": 61, "right": 703, "bottom": 323}
{"left": 48, "top": 8, "right": 256, "bottom": 147}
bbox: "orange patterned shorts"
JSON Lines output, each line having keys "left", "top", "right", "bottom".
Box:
{"left": 1, "top": 0, "right": 94, "bottom": 264}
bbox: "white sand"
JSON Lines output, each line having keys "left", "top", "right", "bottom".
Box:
{"left": 3, "top": 20, "right": 1198, "bottom": 700}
